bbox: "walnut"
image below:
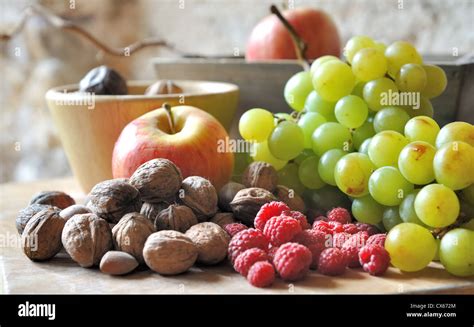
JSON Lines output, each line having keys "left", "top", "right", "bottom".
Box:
{"left": 209, "top": 212, "right": 237, "bottom": 228}
{"left": 274, "top": 185, "right": 306, "bottom": 212}
{"left": 86, "top": 179, "right": 141, "bottom": 223}
{"left": 185, "top": 222, "right": 230, "bottom": 265}
{"left": 218, "top": 182, "right": 245, "bottom": 211}
{"left": 140, "top": 201, "right": 171, "bottom": 224}
{"left": 242, "top": 161, "right": 278, "bottom": 192}
{"left": 59, "top": 204, "right": 91, "bottom": 221}
{"left": 21, "top": 207, "right": 66, "bottom": 261}
{"left": 129, "top": 159, "right": 182, "bottom": 203}
{"left": 62, "top": 213, "right": 113, "bottom": 267}
{"left": 155, "top": 204, "right": 198, "bottom": 233}
{"left": 29, "top": 191, "right": 75, "bottom": 209}
{"left": 16, "top": 204, "right": 57, "bottom": 235}
{"left": 143, "top": 230, "right": 198, "bottom": 275}
{"left": 112, "top": 212, "right": 155, "bottom": 264}
{"left": 230, "top": 187, "right": 276, "bottom": 226}
{"left": 179, "top": 176, "right": 218, "bottom": 221}
{"left": 100, "top": 251, "right": 139, "bottom": 275}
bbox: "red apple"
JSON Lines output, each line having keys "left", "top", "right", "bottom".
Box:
{"left": 112, "top": 105, "right": 234, "bottom": 191}
{"left": 246, "top": 7, "right": 341, "bottom": 61}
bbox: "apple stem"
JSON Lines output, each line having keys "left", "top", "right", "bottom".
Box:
{"left": 163, "top": 103, "right": 176, "bottom": 134}
{"left": 270, "top": 4, "right": 310, "bottom": 71}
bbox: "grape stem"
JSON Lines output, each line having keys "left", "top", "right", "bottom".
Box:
{"left": 163, "top": 103, "right": 176, "bottom": 134}
{"left": 431, "top": 215, "right": 471, "bottom": 239}
{"left": 270, "top": 4, "right": 310, "bottom": 71}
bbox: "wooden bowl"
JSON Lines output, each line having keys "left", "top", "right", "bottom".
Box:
{"left": 45, "top": 80, "right": 239, "bottom": 192}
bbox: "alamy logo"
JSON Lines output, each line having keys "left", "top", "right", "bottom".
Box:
{"left": 18, "top": 301, "right": 56, "bottom": 320}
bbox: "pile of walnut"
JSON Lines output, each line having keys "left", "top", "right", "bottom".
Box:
{"left": 16, "top": 159, "right": 301, "bottom": 277}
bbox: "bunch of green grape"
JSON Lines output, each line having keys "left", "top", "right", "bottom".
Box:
{"left": 238, "top": 35, "right": 474, "bottom": 277}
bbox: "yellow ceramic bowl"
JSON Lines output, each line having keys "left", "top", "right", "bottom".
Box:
{"left": 45, "top": 80, "right": 239, "bottom": 192}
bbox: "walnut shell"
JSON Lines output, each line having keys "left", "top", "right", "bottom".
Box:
{"left": 16, "top": 204, "right": 56, "bottom": 235}
{"left": 230, "top": 187, "right": 276, "bottom": 226}
{"left": 29, "top": 191, "right": 76, "bottom": 209}
{"left": 62, "top": 213, "right": 113, "bottom": 267}
{"left": 59, "top": 204, "right": 91, "bottom": 220}
{"left": 155, "top": 204, "right": 198, "bottom": 233}
{"left": 274, "top": 185, "right": 306, "bottom": 212}
{"left": 129, "top": 159, "right": 182, "bottom": 203}
{"left": 143, "top": 230, "right": 198, "bottom": 275}
{"left": 140, "top": 201, "right": 171, "bottom": 224}
{"left": 185, "top": 222, "right": 230, "bottom": 265}
{"left": 21, "top": 207, "right": 66, "bottom": 261}
{"left": 112, "top": 212, "right": 155, "bottom": 264}
{"left": 209, "top": 212, "right": 237, "bottom": 228}
{"left": 218, "top": 182, "right": 245, "bottom": 212}
{"left": 242, "top": 161, "right": 278, "bottom": 192}
{"left": 86, "top": 179, "right": 141, "bottom": 223}
{"left": 179, "top": 176, "right": 218, "bottom": 221}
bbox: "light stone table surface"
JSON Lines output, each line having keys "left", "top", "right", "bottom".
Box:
{"left": 1, "top": 178, "right": 473, "bottom": 294}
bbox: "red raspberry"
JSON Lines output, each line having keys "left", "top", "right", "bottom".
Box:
{"left": 317, "top": 248, "right": 346, "bottom": 275}
{"left": 247, "top": 261, "right": 275, "bottom": 288}
{"left": 233, "top": 248, "right": 269, "bottom": 277}
{"left": 228, "top": 228, "right": 269, "bottom": 264}
{"left": 267, "top": 246, "right": 278, "bottom": 263}
{"left": 341, "top": 231, "right": 369, "bottom": 267}
{"left": 359, "top": 244, "right": 390, "bottom": 276}
{"left": 327, "top": 207, "right": 351, "bottom": 224}
{"left": 312, "top": 220, "right": 332, "bottom": 234}
{"left": 292, "top": 229, "right": 329, "bottom": 269}
{"left": 342, "top": 223, "right": 359, "bottom": 234}
{"left": 328, "top": 221, "right": 344, "bottom": 234}
{"left": 273, "top": 243, "right": 312, "bottom": 281}
{"left": 282, "top": 210, "right": 310, "bottom": 229}
{"left": 366, "top": 233, "right": 387, "bottom": 247}
{"left": 254, "top": 201, "right": 290, "bottom": 231}
{"left": 355, "top": 222, "right": 380, "bottom": 236}
{"left": 332, "top": 232, "right": 351, "bottom": 248}
{"left": 224, "top": 223, "right": 248, "bottom": 237}
{"left": 263, "top": 216, "right": 302, "bottom": 246}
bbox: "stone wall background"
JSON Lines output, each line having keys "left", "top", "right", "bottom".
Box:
{"left": 0, "top": 0, "right": 473, "bottom": 183}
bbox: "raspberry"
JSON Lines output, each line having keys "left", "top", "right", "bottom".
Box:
{"left": 224, "top": 223, "right": 248, "bottom": 237}
{"left": 355, "top": 222, "right": 380, "bottom": 236}
{"left": 267, "top": 246, "right": 278, "bottom": 263}
{"left": 254, "top": 201, "right": 290, "bottom": 231}
{"left": 228, "top": 228, "right": 269, "bottom": 263}
{"left": 312, "top": 220, "right": 332, "bottom": 234}
{"left": 292, "top": 229, "right": 329, "bottom": 269}
{"left": 366, "top": 233, "right": 387, "bottom": 247}
{"left": 247, "top": 261, "right": 275, "bottom": 288}
{"left": 282, "top": 210, "right": 310, "bottom": 229}
{"left": 359, "top": 244, "right": 390, "bottom": 276}
{"left": 332, "top": 232, "right": 351, "bottom": 248}
{"left": 327, "top": 207, "right": 351, "bottom": 224}
{"left": 328, "top": 221, "right": 344, "bottom": 234}
{"left": 263, "top": 216, "right": 302, "bottom": 246}
{"left": 274, "top": 243, "right": 312, "bottom": 281}
{"left": 317, "top": 248, "right": 346, "bottom": 275}
{"left": 233, "top": 248, "right": 269, "bottom": 277}
{"left": 342, "top": 223, "right": 359, "bottom": 234}
{"left": 341, "top": 231, "right": 369, "bottom": 267}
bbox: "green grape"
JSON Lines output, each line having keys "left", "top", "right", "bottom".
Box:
{"left": 436, "top": 121, "right": 474, "bottom": 148}
{"left": 351, "top": 81, "right": 366, "bottom": 98}
{"left": 369, "top": 166, "right": 414, "bottom": 206}
{"left": 334, "top": 95, "right": 368, "bottom": 129}
{"left": 384, "top": 41, "right": 423, "bottom": 77}
{"left": 399, "top": 190, "right": 430, "bottom": 228}
{"left": 274, "top": 112, "right": 294, "bottom": 123}
{"left": 334, "top": 153, "right": 375, "bottom": 198}
{"left": 439, "top": 228, "right": 474, "bottom": 277}
{"left": 434, "top": 141, "right": 474, "bottom": 190}
{"left": 318, "top": 149, "right": 346, "bottom": 186}
{"left": 395, "top": 63, "right": 427, "bottom": 92}
{"left": 461, "top": 184, "right": 474, "bottom": 205}
{"left": 382, "top": 207, "right": 403, "bottom": 231}
{"left": 352, "top": 195, "right": 385, "bottom": 224}
{"left": 304, "top": 91, "right": 337, "bottom": 122}
{"left": 298, "top": 156, "right": 326, "bottom": 189}
{"left": 368, "top": 131, "right": 408, "bottom": 167}
{"left": 421, "top": 64, "right": 447, "bottom": 98}
{"left": 402, "top": 96, "right": 434, "bottom": 118}
{"left": 373, "top": 107, "right": 410, "bottom": 133}
{"left": 352, "top": 48, "right": 388, "bottom": 81}
{"left": 363, "top": 78, "right": 399, "bottom": 111}
{"left": 414, "top": 184, "right": 460, "bottom": 228}
{"left": 313, "top": 60, "right": 356, "bottom": 102}
{"left": 385, "top": 223, "right": 437, "bottom": 272}
{"left": 294, "top": 149, "right": 315, "bottom": 165}
{"left": 352, "top": 121, "right": 375, "bottom": 150}
{"left": 344, "top": 35, "right": 375, "bottom": 64}
{"left": 284, "top": 71, "right": 313, "bottom": 112}
{"left": 239, "top": 108, "right": 274, "bottom": 142}
{"left": 398, "top": 141, "right": 436, "bottom": 185}
{"left": 310, "top": 55, "right": 339, "bottom": 77}
{"left": 297, "top": 112, "right": 327, "bottom": 149}
{"left": 374, "top": 41, "right": 387, "bottom": 53}
{"left": 358, "top": 137, "right": 372, "bottom": 155}
{"left": 304, "top": 185, "right": 351, "bottom": 215}
{"left": 231, "top": 152, "right": 252, "bottom": 182}
{"left": 277, "top": 162, "right": 305, "bottom": 195}
{"left": 312, "top": 122, "right": 352, "bottom": 156}
{"left": 251, "top": 141, "right": 287, "bottom": 170}
{"left": 268, "top": 121, "right": 304, "bottom": 161}
{"left": 404, "top": 116, "right": 440, "bottom": 146}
